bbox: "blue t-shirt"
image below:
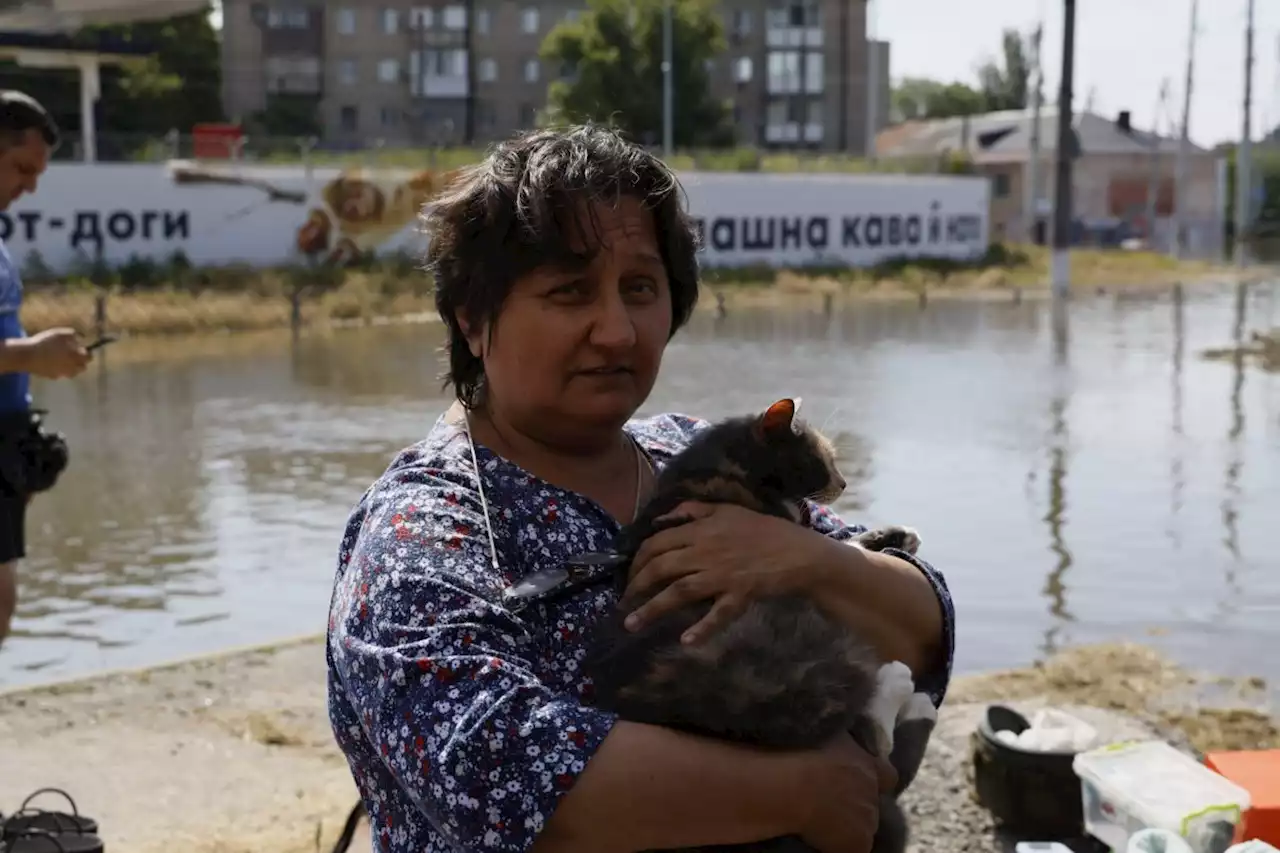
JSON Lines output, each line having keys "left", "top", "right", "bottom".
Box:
{"left": 0, "top": 238, "right": 31, "bottom": 412}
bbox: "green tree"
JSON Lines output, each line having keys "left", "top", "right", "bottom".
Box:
{"left": 0, "top": 7, "right": 222, "bottom": 158}
{"left": 976, "top": 27, "right": 1032, "bottom": 112}
{"left": 539, "top": 0, "right": 734, "bottom": 147}
{"left": 890, "top": 27, "right": 1034, "bottom": 122}
{"left": 892, "top": 78, "right": 985, "bottom": 121}
{"left": 248, "top": 95, "right": 323, "bottom": 138}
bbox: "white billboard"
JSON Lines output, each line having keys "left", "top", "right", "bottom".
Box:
{"left": 0, "top": 163, "right": 991, "bottom": 274}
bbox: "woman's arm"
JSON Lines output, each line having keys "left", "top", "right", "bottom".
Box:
{"left": 804, "top": 504, "right": 955, "bottom": 705}
{"left": 330, "top": 465, "right": 834, "bottom": 853}
{"left": 532, "top": 722, "right": 809, "bottom": 853}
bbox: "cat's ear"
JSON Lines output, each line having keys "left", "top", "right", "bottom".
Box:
{"left": 759, "top": 397, "right": 801, "bottom": 439}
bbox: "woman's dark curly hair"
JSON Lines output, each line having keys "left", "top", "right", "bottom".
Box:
{"left": 423, "top": 125, "right": 701, "bottom": 408}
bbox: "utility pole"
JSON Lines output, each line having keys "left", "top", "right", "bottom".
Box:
{"left": 1234, "top": 0, "right": 1256, "bottom": 267}
{"left": 865, "top": 0, "right": 880, "bottom": 163}
{"left": 662, "top": 0, "right": 674, "bottom": 157}
{"left": 1050, "top": 0, "right": 1077, "bottom": 299}
{"left": 1173, "top": 0, "right": 1198, "bottom": 260}
{"left": 1025, "top": 22, "right": 1045, "bottom": 244}
{"left": 1146, "top": 79, "right": 1171, "bottom": 250}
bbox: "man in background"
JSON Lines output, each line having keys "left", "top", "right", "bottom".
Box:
{"left": 0, "top": 91, "right": 91, "bottom": 647}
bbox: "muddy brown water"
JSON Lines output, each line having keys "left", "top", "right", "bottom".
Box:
{"left": 2, "top": 281, "right": 1278, "bottom": 690}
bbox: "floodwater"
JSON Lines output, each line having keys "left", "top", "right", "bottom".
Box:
{"left": 2, "top": 281, "right": 1278, "bottom": 689}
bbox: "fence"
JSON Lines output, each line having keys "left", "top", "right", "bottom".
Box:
{"left": 59, "top": 131, "right": 975, "bottom": 176}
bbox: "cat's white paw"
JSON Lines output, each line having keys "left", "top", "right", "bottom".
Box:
{"left": 898, "top": 526, "right": 922, "bottom": 555}
{"left": 868, "top": 661, "right": 917, "bottom": 752}
{"left": 898, "top": 691, "right": 938, "bottom": 726}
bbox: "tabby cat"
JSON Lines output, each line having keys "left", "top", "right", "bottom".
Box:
{"left": 584, "top": 398, "right": 938, "bottom": 853}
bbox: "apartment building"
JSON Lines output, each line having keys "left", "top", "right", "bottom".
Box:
{"left": 219, "top": 0, "right": 888, "bottom": 152}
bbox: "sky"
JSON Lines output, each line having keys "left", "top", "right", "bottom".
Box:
{"left": 875, "top": 0, "right": 1280, "bottom": 148}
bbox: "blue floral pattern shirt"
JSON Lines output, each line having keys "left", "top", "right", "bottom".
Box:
{"left": 327, "top": 411, "right": 956, "bottom": 853}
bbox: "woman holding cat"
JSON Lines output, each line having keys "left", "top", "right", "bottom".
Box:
{"left": 326, "top": 126, "right": 955, "bottom": 853}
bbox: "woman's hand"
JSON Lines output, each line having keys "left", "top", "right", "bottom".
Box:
{"left": 624, "top": 501, "right": 854, "bottom": 645}
{"left": 797, "top": 735, "right": 897, "bottom": 853}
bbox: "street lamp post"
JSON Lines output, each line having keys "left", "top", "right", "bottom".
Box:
{"left": 662, "top": 0, "right": 674, "bottom": 157}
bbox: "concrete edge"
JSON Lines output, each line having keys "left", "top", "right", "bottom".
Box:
{"left": 0, "top": 631, "right": 326, "bottom": 700}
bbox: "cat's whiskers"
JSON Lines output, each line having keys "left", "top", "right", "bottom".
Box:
{"left": 819, "top": 405, "right": 844, "bottom": 435}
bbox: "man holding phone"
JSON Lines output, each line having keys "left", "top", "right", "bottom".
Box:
{"left": 0, "top": 91, "right": 92, "bottom": 646}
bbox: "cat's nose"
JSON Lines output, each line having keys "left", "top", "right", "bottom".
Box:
{"left": 835, "top": 476, "right": 847, "bottom": 492}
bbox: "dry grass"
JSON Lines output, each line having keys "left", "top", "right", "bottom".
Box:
{"left": 1202, "top": 327, "right": 1280, "bottom": 372}
{"left": 17, "top": 246, "right": 1242, "bottom": 339}
{"left": 701, "top": 246, "right": 1249, "bottom": 312}
{"left": 21, "top": 271, "right": 438, "bottom": 338}
{"left": 949, "top": 642, "right": 1277, "bottom": 754}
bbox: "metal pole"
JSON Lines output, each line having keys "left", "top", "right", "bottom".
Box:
{"left": 866, "top": 40, "right": 879, "bottom": 161}
{"left": 1234, "top": 0, "right": 1256, "bottom": 267}
{"left": 1173, "top": 0, "right": 1198, "bottom": 259}
{"left": 662, "top": 0, "right": 674, "bottom": 156}
{"left": 1025, "top": 22, "right": 1044, "bottom": 243}
{"left": 865, "top": 0, "right": 879, "bottom": 162}
{"left": 1145, "top": 80, "right": 1170, "bottom": 250}
{"left": 1050, "top": 0, "right": 1077, "bottom": 299}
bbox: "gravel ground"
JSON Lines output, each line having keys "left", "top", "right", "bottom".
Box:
{"left": 0, "top": 639, "right": 1272, "bottom": 853}
{"left": 900, "top": 701, "right": 1163, "bottom": 853}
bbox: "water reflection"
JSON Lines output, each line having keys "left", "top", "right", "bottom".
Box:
{"left": 1167, "top": 285, "right": 1186, "bottom": 548}
{"left": 1220, "top": 283, "right": 1248, "bottom": 602}
{"left": 1040, "top": 299, "right": 1074, "bottom": 656}
{"left": 3, "top": 283, "right": 1280, "bottom": 686}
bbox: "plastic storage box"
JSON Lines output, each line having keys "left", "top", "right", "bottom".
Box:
{"left": 1073, "top": 740, "right": 1252, "bottom": 853}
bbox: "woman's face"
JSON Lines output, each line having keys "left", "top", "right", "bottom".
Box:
{"left": 468, "top": 196, "right": 675, "bottom": 441}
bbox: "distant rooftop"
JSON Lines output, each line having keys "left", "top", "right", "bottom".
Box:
{"left": 0, "top": 0, "right": 208, "bottom": 32}
{"left": 876, "top": 106, "right": 1207, "bottom": 163}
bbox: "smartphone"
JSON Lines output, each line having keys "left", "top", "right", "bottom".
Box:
{"left": 86, "top": 335, "right": 118, "bottom": 352}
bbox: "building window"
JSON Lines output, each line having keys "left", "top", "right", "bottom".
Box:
{"left": 524, "top": 59, "right": 541, "bottom": 82}
{"left": 519, "top": 102, "right": 536, "bottom": 126}
{"left": 564, "top": 8, "right": 580, "bottom": 22}
{"left": 521, "top": 7, "right": 540, "bottom": 34}
{"left": 381, "top": 106, "right": 400, "bottom": 128}
{"left": 266, "top": 6, "right": 309, "bottom": 28}
{"left": 804, "top": 51, "right": 823, "bottom": 93}
{"left": 767, "top": 1, "right": 819, "bottom": 29}
{"left": 336, "top": 7, "right": 356, "bottom": 35}
{"left": 992, "top": 173, "right": 1012, "bottom": 198}
{"left": 443, "top": 5, "right": 467, "bottom": 29}
{"left": 340, "top": 105, "right": 358, "bottom": 131}
{"left": 409, "top": 6, "right": 433, "bottom": 29}
{"left": 704, "top": 58, "right": 715, "bottom": 75}
{"left": 732, "top": 9, "right": 751, "bottom": 35}
{"left": 478, "top": 58, "right": 498, "bottom": 82}
{"left": 766, "top": 51, "right": 800, "bottom": 94}
{"left": 476, "top": 9, "right": 491, "bottom": 34}
{"left": 805, "top": 98, "right": 823, "bottom": 142}
{"left": 734, "top": 56, "right": 753, "bottom": 83}
{"left": 422, "top": 48, "right": 467, "bottom": 77}
{"left": 382, "top": 8, "right": 399, "bottom": 34}
{"left": 338, "top": 59, "right": 358, "bottom": 86}
{"left": 265, "top": 56, "right": 322, "bottom": 93}
{"left": 378, "top": 58, "right": 400, "bottom": 83}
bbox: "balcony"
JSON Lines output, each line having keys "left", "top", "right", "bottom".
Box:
{"left": 264, "top": 55, "right": 322, "bottom": 94}
{"left": 256, "top": 4, "right": 324, "bottom": 55}
{"left": 409, "top": 47, "right": 470, "bottom": 98}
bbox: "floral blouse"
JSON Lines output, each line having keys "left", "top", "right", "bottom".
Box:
{"left": 326, "top": 410, "right": 956, "bottom": 853}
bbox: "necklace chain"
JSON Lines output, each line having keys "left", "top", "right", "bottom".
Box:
{"left": 463, "top": 411, "right": 650, "bottom": 572}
